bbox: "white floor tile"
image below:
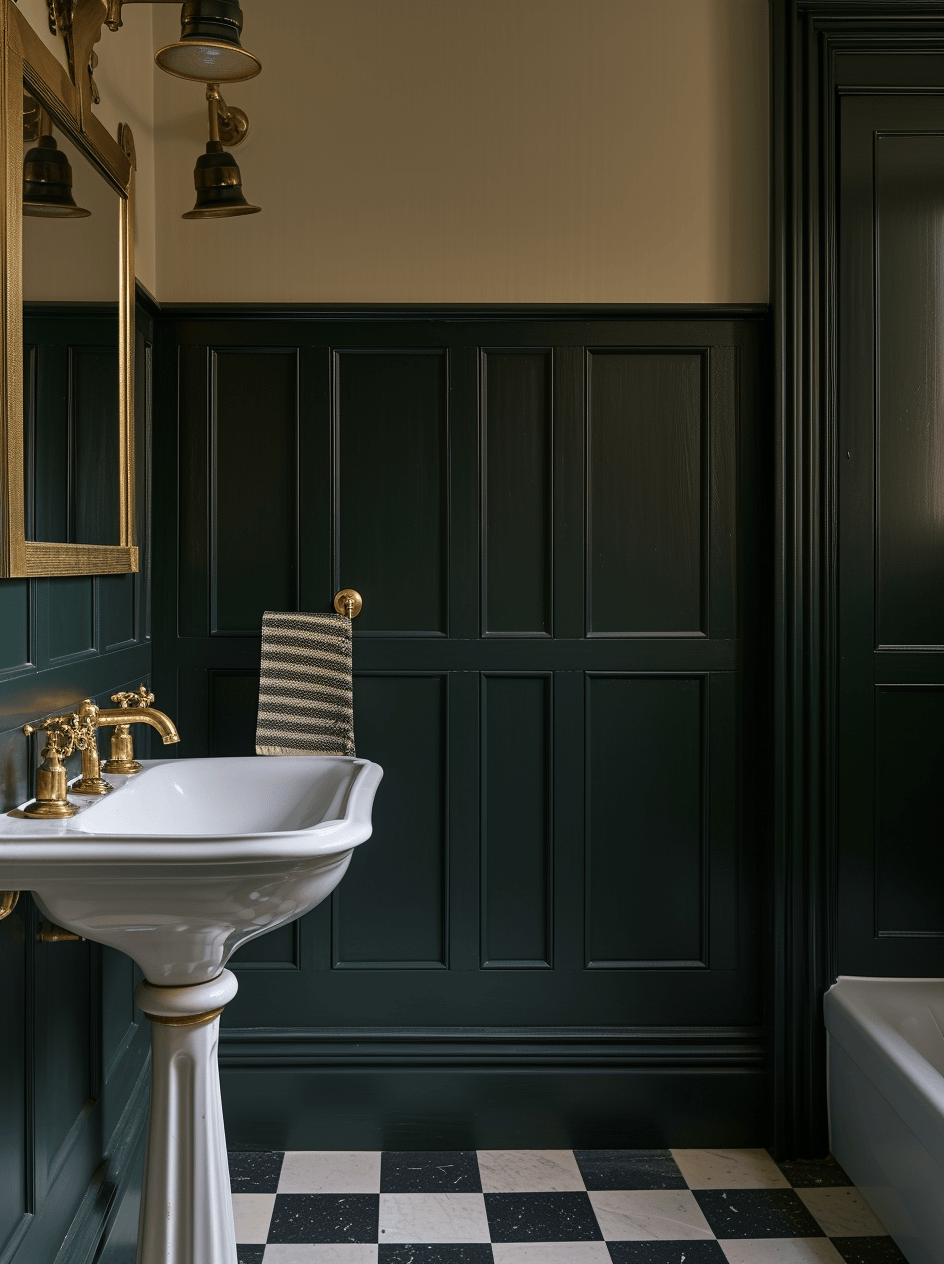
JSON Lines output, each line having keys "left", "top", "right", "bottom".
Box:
{"left": 232, "top": 1192, "right": 276, "bottom": 1244}
{"left": 671, "top": 1149, "right": 791, "bottom": 1190}
{"left": 491, "top": 1245, "right": 613, "bottom": 1263}
{"left": 589, "top": 1189, "right": 714, "bottom": 1241}
{"left": 263, "top": 1248, "right": 378, "bottom": 1264}
{"left": 378, "top": 1192, "right": 491, "bottom": 1243}
{"left": 720, "top": 1240, "right": 846, "bottom": 1264}
{"left": 278, "top": 1151, "right": 383, "bottom": 1194}
{"left": 478, "top": 1149, "right": 585, "bottom": 1193}
{"left": 795, "top": 1186, "right": 888, "bottom": 1237}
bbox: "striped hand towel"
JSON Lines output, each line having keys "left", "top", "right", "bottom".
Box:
{"left": 255, "top": 611, "right": 355, "bottom": 757}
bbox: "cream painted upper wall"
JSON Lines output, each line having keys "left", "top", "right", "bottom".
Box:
{"left": 14, "top": 0, "right": 156, "bottom": 295}
{"left": 154, "top": 0, "right": 768, "bottom": 304}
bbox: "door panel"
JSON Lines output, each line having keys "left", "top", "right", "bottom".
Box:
{"left": 161, "top": 315, "right": 767, "bottom": 1145}
{"left": 839, "top": 96, "right": 944, "bottom": 974}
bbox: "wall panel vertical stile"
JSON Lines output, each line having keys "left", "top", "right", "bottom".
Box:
{"left": 155, "top": 307, "right": 769, "bottom": 1149}
{"left": 0, "top": 296, "right": 155, "bottom": 1263}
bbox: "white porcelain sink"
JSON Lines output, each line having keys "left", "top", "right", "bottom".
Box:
{"left": 0, "top": 753, "right": 382, "bottom": 1264}
{"left": 0, "top": 754, "right": 382, "bottom": 985}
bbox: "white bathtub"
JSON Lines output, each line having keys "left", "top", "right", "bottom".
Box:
{"left": 825, "top": 976, "right": 944, "bottom": 1264}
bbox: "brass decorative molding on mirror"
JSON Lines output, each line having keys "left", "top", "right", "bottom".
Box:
{"left": 0, "top": 0, "right": 137, "bottom": 577}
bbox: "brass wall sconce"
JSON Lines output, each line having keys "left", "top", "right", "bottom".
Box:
{"left": 42, "top": 0, "right": 263, "bottom": 218}
{"left": 183, "top": 83, "right": 258, "bottom": 219}
{"left": 105, "top": 0, "right": 261, "bottom": 82}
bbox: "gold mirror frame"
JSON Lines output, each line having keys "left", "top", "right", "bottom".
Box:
{"left": 0, "top": 0, "right": 137, "bottom": 577}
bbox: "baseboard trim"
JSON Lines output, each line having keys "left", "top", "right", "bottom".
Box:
{"left": 219, "top": 1027, "right": 769, "bottom": 1149}
{"left": 219, "top": 1025, "right": 767, "bottom": 1069}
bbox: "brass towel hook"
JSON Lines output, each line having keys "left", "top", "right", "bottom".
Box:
{"left": 0, "top": 891, "right": 19, "bottom": 921}
{"left": 333, "top": 589, "right": 363, "bottom": 619}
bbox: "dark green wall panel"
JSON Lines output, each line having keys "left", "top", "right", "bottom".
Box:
{"left": 481, "top": 674, "right": 552, "bottom": 966}
{"left": 587, "top": 351, "right": 705, "bottom": 636}
{"left": 483, "top": 351, "right": 552, "bottom": 635}
{"left": 336, "top": 350, "right": 448, "bottom": 634}
{"left": 211, "top": 349, "right": 298, "bottom": 633}
{"left": 0, "top": 582, "right": 29, "bottom": 670}
{"left": 875, "top": 135, "right": 944, "bottom": 648}
{"left": 99, "top": 573, "right": 136, "bottom": 651}
{"left": 157, "top": 311, "right": 766, "bottom": 1147}
{"left": 586, "top": 675, "right": 705, "bottom": 966}
{"left": 48, "top": 575, "right": 94, "bottom": 660}
{"left": 208, "top": 669, "right": 260, "bottom": 756}
{"left": 333, "top": 674, "right": 447, "bottom": 966}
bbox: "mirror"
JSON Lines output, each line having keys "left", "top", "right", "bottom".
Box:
{"left": 0, "top": 1, "right": 137, "bottom": 577}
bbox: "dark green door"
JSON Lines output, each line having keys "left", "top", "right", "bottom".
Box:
{"left": 158, "top": 313, "right": 768, "bottom": 1147}
{"left": 838, "top": 96, "right": 944, "bottom": 974}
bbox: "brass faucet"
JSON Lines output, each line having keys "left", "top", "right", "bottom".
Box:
{"left": 103, "top": 685, "right": 159, "bottom": 775}
{"left": 22, "top": 694, "right": 180, "bottom": 820}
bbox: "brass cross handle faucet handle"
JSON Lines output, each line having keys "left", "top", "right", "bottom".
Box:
{"left": 22, "top": 715, "right": 81, "bottom": 819}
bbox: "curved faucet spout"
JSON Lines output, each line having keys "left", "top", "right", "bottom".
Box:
{"left": 94, "top": 708, "right": 181, "bottom": 746}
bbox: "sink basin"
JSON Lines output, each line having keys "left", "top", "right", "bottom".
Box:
{"left": 0, "top": 754, "right": 382, "bottom": 984}
{"left": 0, "top": 752, "right": 382, "bottom": 1264}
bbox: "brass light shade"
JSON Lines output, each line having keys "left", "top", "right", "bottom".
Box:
{"left": 155, "top": 0, "right": 261, "bottom": 83}
{"left": 182, "top": 140, "right": 259, "bottom": 219}
{"left": 22, "top": 134, "right": 90, "bottom": 218}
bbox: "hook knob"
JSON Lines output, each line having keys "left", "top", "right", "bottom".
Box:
{"left": 333, "top": 589, "right": 363, "bottom": 619}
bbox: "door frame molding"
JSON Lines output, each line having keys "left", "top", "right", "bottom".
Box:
{"left": 771, "top": 0, "right": 944, "bottom": 1156}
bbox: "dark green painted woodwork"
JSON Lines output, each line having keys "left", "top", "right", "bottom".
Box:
{"left": 207, "top": 669, "right": 260, "bottom": 755}
{"left": 157, "top": 311, "right": 767, "bottom": 1146}
{"left": 481, "top": 674, "right": 551, "bottom": 967}
{"left": 0, "top": 581, "right": 29, "bottom": 671}
{"left": 335, "top": 674, "right": 448, "bottom": 967}
{"left": 586, "top": 675, "right": 704, "bottom": 966}
{"left": 875, "top": 134, "right": 944, "bottom": 649}
{"left": 48, "top": 575, "right": 95, "bottom": 660}
{"left": 838, "top": 93, "right": 944, "bottom": 978}
{"left": 0, "top": 299, "right": 153, "bottom": 1263}
{"left": 212, "top": 349, "right": 298, "bottom": 633}
{"left": 875, "top": 688, "right": 944, "bottom": 935}
{"left": 588, "top": 352, "right": 705, "bottom": 636}
{"left": 337, "top": 350, "right": 449, "bottom": 635}
{"left": 483, "top": 351, "right": 552, "bottom": 636}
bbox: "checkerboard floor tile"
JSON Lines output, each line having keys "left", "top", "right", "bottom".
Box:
{"left": 228, "top": 1149, "right": 910, "bottom": 1264}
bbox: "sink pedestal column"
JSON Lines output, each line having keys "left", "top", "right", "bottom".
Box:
{"left": 135, "top": 970, "right": 239, "bottom": 1264}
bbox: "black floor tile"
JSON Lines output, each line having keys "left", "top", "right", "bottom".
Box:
{"left": 575, "top": 1149, "right": 686, "bottom": 1191}
{"left": 379, "top": 1248, "right": 494, "bottom": 1263}
{"left": 236, "top": 1249, "right": 265, "bottom": 1264}
{"left": 831, "top": 1238, "right": 910, "bottom": 1263}
{"left": 228, "top": 1150, "right": 284, "bottom": 1193}
{"left": 777, "top": 1156, "right": 853, "bottom": 1188}
{"left": 484, "top": 1191, "right": 603, "bottom": 1242}
{"left": 607, "top": 1243, "right": 729, "bottom": 1263}
{"left": 267, "top": 1193, "right": 379, "bottom": 1244}
{"left": 381, "top": 1150, "right": 482, "bottom": 1193}
{"left": 693, "top": 1188, "right": 825, "bottom": 1239}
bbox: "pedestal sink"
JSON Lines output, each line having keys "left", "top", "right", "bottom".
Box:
{"left": 0, "top": 754, "right": 382, "bottom": 1264}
